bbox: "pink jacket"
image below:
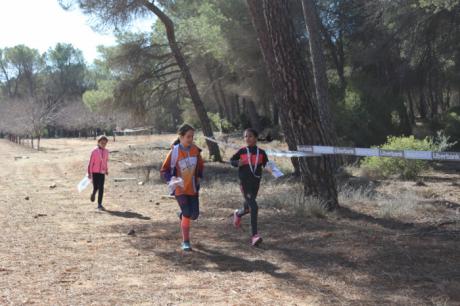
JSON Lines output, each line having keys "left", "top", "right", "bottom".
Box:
{"left": 88, "top": 146, "right": 109, "bottom": 176}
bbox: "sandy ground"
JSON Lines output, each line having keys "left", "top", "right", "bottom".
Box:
{"left": 0, "top": 136, "right": 459, "bottom": 305}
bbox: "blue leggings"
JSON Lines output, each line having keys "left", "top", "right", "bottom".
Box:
{"left": 175, "top": 195, "right": 200, "bottom": 220}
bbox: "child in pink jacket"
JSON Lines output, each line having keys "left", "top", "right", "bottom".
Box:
{"left": 88, "top": 135, "right": 109, "bottom": 210}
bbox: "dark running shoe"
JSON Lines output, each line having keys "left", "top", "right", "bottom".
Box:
{"left": 181, "top": 241, "right": 192, "bottom": 251}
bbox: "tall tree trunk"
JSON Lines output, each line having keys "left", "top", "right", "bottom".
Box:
{"left": 205, "top": 63, "right": 225, "bottom": 118}
{"left": 407, "top": 90, "right": 416, "bottom": 125}
{"left": 428, "top": 74, "right": 437, "bottom": 119}
{"left": 301, "top": 0, "right": 337, "bottom": 144}
{"left": 247, "top": 100, "right": 262, "bottom": 132}
{"left": 398, "top": 102, "right": 412, "bottom": 135}
{"left": 419, "top": 89, "right": 427, "bottom": 119}
{"left": 272, "top": 99, "right": 279, "bottom": 125}
{"left": 437, "top": 78, "right": 445, "bottom": 113}
{"left": 215, "top": 64, "right": 231, "bottom": 121}
{"left": 143, "top": 1, "right": 221, "bottom": 161}
{"left": 241, "top": 96, "right": 248, "bottom": 114}
{"left": 217, "top": 79, "right": 230, "bottom": 121}
{"left": 247, "top": 0, "right": 338, "bottom": 209}
{"left": 319, "top": 21, "right": 346, "bottom": 95}
{"left": 302, "top": 0, "right": 341, "bottom": 169}
{"left": 246, "top": 0, "right": 301, "bottom": 176}
{"left": 234, "top": 94, "right": 240, "bottom": 120}
{"left": 445, "top": 84, "right": 451, "bottom": 110}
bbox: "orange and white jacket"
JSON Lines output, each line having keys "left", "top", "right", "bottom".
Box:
{"left": 160, "top": 144, "right": 204, "bottom": 196}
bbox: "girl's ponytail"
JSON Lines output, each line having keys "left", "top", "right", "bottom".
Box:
{"left": 172, "top": 138, "right": 180, "bottom": 146}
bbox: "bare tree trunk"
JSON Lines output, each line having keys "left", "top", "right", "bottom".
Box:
{"left": 169, "top": 78, "right": 183, "bottom": 129}
{"left": 246, "top": 0, "right": 300, "bottom": 176}
{"left": 398, "top": 103, "right": 412, "bottom": 135}
{"left": 272, "top": 99, "right": 279, "bottom": 125}
{"left": 419, "top": 89, "right": 427, "bottom": 119}
{"left": 247, "top": 0, "right": 338, "bottom": 209}
{"left": 445, "top": 84, "right": 451, "bottom": 110}
{"left": 301, "top": 0, "right": 337, "bottom": 143}
{"left": 205, "top": 63, "right": 225, "bottom": 118}
{"left": 407, "top": 90, "right": 416, "bottom": 124}
{"left": 241, "top": 96, "right": 248, "bottom": 114}
{"left": 428, "top": 74, "right": 438, "bottom": 119}
{"left": 247, "top": 100, "right": 262, "bottom": 132}
{"left": 217, "top": 79, "right": 231, "bottom": 121}
{"left": 302, "top": 0, "right": 341, "bottom": 169}
{"left": 143, "top": 1, "right": 221, "bottom": 161}
{"left": 234, "top": 94, "right": 239, "bottom": 118}
{"left": 319, "top": 20, "right": 346, "bottom": 95}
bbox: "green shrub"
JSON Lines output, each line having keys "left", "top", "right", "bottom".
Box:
{"left": 360, "top": 135, "right": 444, "bottom": 180}
{"left": 207, "top": 112, "right": 234, "bottom": 133}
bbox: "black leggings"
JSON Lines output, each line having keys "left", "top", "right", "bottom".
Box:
{"left": 92, "top": 173, "right": 105, "bottom": 205}
{"left": 237, "top": 181, "right": 260, "bottom": 236}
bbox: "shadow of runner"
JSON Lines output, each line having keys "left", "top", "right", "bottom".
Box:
{"left": 104, "top": 209, "right": 151, "bottom": 220}
{"left": 155, "top": 245, "right": 294, "bottom": 279}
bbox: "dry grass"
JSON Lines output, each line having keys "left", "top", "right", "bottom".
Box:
{"left": 376, "top": 190, "right": 420, "bottom": 218}
{"left": 339, "top": 184, "right": 421, "bottom": 219}
{"left": 260, "top": 183, "right": 329, "bottom": 218}
{"left": 0, "top": 135, "right": 459, "bottom": 305}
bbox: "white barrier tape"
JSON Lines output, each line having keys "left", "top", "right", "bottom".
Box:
{"left": 203, "top": 136, "right": 318, "bottom": 158}
{"left": 204, "top": 136, "right": 460, "bottom": 162}
{"left": 298, "top": 145, "right": 460, "bottom": 161}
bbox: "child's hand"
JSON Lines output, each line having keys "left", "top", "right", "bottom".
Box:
{"left": 238, "top": 159, "right": 244, "bottom": 167}
{"left": 106, "top": 171, "right": 109, "bottom": 176}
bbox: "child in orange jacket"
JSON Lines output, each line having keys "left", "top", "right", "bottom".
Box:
{"left": 160, "top": 124, "right": 204, "bottom": 251}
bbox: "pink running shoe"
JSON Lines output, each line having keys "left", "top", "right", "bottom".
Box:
{"left": 251, "top": 234, "right": 263, "bottom": 246}
{"left": 233, "top": 210, "right": 241, "bottom": 228}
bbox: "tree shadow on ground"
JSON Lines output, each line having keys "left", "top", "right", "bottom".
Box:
{"left": 105, "top": 157, "right": 460, "bottom": 305}
{"left": 108, "top": 204, "right": 460, "bottom": 304}
{"left": 267, "top": 208, "right": 460, "bottom": 303}
{"left": 159, "top": 244, "right": 292, "bottom": 277}
{"left": 336, "top": 206, "right": 415, "bottom": 230}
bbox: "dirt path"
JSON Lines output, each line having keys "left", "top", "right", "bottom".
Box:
{"left": 0, "top": 138, "right": 459, "bottom": 305}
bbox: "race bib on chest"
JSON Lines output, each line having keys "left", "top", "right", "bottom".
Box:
{"left": 178, "top": 156, "right": 197, "bottom": 173}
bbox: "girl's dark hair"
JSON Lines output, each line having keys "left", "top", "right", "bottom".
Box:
{"left": 173, "top": 124, "right": 195, "bottom": 145}
{"left": 178, "top": 123, "right": 195, "bottom": 136}
{"left": 244, "top": 128, "right": 259, "bottom": 138}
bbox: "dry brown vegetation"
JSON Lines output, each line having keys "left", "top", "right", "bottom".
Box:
{"left": 0, "top": 135, "right": 459, "bottom": 305}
